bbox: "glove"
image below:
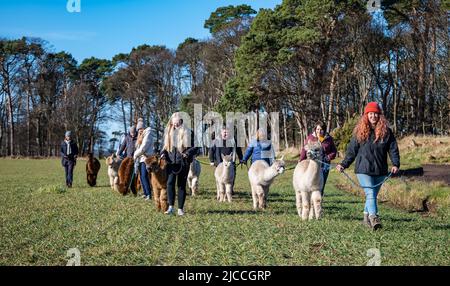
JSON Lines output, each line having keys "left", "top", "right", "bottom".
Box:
{"left": 210, "top": 162, "right": 215, "bottom": 166}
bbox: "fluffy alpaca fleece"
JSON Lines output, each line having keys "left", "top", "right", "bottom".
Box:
{"left": 86, "top": 153, "right": 101, "bottom": 187}
{"left": 144, "top": 155, "right": 168, "bottom": 212}
{"left": 293, "top": 141, "right": 324, "bottom": 220}
{"left": 248, "top": 159, "right": 285, "bottom": 210}
{"left": 214, "top": 154, "right": 235, "bottom": 202}
{"left": 118, "top": 157, "right": 137, "bottom": 195}
{"left": 106, "top": 154, "right": 122, "bottom": 191}
{"left": 187, "top": 158, "right": 201, "bottom": 196}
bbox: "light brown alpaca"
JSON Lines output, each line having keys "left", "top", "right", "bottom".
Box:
{"left": 86, "top": 153, "right": 101, "bottom": 187}
{"left": 293, "top": 141, "right": 324, "bottom": 220}
{"left": 106, "top": 154, "right": 121, "bottom": 191}
{"left": 248, "top": 158, "right": 285, "bottom": 210}
{"left": 144, "top": 155, "right": 169, "bottom": 212}
{"left": 214, "top": 154, "right": 235, "bottom": 202}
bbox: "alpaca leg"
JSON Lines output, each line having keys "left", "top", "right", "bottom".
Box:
{"left": 301, "top": 191, "right": 311, "bottom": 221}
{"left": 251, "top": 184, "right": 258, "bottom": 210}
{"left": 216, "top": 180, "right": 221, "bottom": 201}
{"left": 187, "top": 177, "right": 192, "bottom": 195}
{"left": 262, "top": 186, "right": 269, "bottom": 209}
{"left": 219, "top": 183, "right": 226, "bottom": 202}
{"left": 113, "top": 177, "right": 119, "bottom": 192}
{"left": 256, "top": 186, "right": 265, "bottom": 210}
{"left": 295, "top": 191, "right": 302, "bottom": 218}
{"left": 311, "top": 190, "right": 322, "bottom": 220}
{"left": 191, "top": 177, "right": 198, "bottom": 196}
{"left": 225, "top": 184, "right": 232, "bottom": 203}
{"left": 109, "top": 176, "right": 114, "bottom": 190}
{"left": 160, "top": 188, "right": 168, "bottom": 212}
{"left": 154, "top": 187, "right": 161, "bottom": 211}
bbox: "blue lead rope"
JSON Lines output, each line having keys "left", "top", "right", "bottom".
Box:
{"left": 313, "top": 158, "right": 393, "bottom": 190}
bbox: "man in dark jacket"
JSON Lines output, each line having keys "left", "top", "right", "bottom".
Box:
{"left": 116, "top": 126, "right": 137, "bottom": 159}
{"left": 209, "top": 127, "right": 243, "bottom": 167}
{"left": 209, "top": 127, "right": 243, "bottom": 190}
{"left": 61, "top": 131, "right": 79, "bottom": 188}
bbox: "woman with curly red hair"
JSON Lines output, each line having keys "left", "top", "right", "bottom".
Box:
{"left": 336, "top": 102, "right": 400, "bottom": 230}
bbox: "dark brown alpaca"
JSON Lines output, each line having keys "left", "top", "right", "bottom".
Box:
{"left": 145, "top": 155, "right": 168, "bottom": 212}
{"left": 118, "top": 157, "right": 137, "bottom": 195}
{"left": 86, "top": 153, "right": 101, "bottom": 187}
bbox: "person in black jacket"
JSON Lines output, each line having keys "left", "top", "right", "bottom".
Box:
{"left": 60, "top": 131, "right": 79, "bottom": 188}
{"left": 336, "top": 102, "right": 400, "bottom": 230}
{"left": 161, "top": 113, "right": 199, "bottom": 216}
{"left": 209, "top": 127, "right": 243, "bottom": 188}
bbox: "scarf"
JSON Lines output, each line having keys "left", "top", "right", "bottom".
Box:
{"left": 65, "top": 140, "right": 72, "bottom": 156}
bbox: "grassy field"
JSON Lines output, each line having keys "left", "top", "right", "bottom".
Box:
{"left": 0, "top": 158, "right": 449, "bottom": 266}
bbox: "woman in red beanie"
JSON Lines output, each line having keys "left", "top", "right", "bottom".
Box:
{"left": 336, "top": 102, "right": 400, "bottom": 230}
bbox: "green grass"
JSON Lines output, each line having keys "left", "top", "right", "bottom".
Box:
{"left": 0, "top": 158, "right": 449, "bottom": 266}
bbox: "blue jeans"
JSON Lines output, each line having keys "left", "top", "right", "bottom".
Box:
{"left": 139, "top": 162, "right": 152, "bottom": 198}
{"left": 321, "top": 167, "right": 330, "bottom": 196}
{"left": 356, "top": 174, "right": 387, "bottom": 216}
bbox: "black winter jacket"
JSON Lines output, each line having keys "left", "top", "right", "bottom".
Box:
{"left": 162, "top": 128, "right": 199, "bottom": 165}
{"left": 340, "top": 128, "right": 400, "bottom": 176}
{"left": 209, "top": 139, "right": 243, "bottom": 167}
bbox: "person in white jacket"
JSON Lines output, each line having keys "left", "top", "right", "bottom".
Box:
{"left": 134, "top": 118, "right": 154, "bottom": 201}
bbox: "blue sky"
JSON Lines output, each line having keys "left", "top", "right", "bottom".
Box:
{"left": 0, "top": 0, "right": 282, "bottom": 63}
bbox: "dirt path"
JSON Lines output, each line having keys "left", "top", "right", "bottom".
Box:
{"left": 387, "top": 164, "right": 450, "bottom": 185}
{"left": 420, "top": 164, "right": 450, "bottom": 185}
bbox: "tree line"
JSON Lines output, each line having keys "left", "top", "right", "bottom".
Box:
{"left": 1, "top": 0, "right": 449, "bottom": 157}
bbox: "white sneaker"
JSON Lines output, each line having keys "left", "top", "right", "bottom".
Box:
{"left": 165, "top": 206, "right": 175, "bottom": 215}
{"left": 177, "top": 209, "right": 185, "bottom": 216}
{"left": 144, "top": 196, "right": 150, "bottom": 201}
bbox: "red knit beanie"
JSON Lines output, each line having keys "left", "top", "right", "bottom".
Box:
{"left": 364, "top": 102, "right": 382, "bottom": 114}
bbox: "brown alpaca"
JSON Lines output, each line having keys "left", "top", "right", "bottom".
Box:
{"left": 86, "top": 153, "right": 101, "bottom": 187}
{"left": 118, "top": 157, "right": 137, "bottom": 195}
{"left": 144, "top": 155, "right": 168, "bottom": 212}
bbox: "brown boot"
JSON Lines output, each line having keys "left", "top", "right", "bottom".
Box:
{"left": 362, "top": 213, "right": 371, "bottom": 228}
{"left": 369, "top": 215, "right": 382, "bottom": 231}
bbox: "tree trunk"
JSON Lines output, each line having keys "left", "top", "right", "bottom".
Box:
{"left": 327, "top": 64, "right": 339, "bottom": 133}
{"left": 6, "top": 91, "right": 14, "bottom": 156}
{"left": 121, "top": 98, "right": 127, "bottom": 133}
{"left": 282, "top": 108, "right": 289, "bottom": 150}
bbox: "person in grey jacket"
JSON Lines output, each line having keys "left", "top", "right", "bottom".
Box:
{"left": 116, "top": 126, "right": 137, "bottom": 159}
{"left": 337, "top": 102, "right": 400, "bottom": 230}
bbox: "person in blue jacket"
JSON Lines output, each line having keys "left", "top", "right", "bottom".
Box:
{"left": 241, "top": 129, "right": 275, "bottom": 166}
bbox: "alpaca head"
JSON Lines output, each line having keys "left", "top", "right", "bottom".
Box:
{"left": 106, "top": 154, "right": 119, "bottom": 167}
{"left": 271, "top": 158, "right": 286, "bottom": 175}
{"left": 88, "top": 153, "right": 94, "bottom": 160}
{"left": 305, "top": 141, "right": 323, "bottom": 160}
{"left": 145, "top": 155, "right": 166, "bottom": 173}
{"left": 221, "top": 153, "right": 233, "bottom": 168}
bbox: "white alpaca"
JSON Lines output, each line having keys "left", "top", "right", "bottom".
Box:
{"left": 293, "top": 141, "right": 324, "bottom": 220}
{"left": 106, "top": 154, "right": 122, "bottom": 192}
{"left": 248, "top": 158, "right": 285, "bottom": 210}
{"left": 187, "top": 158, "right": 201, "bottom": 196}
{"left": 214, "top": 154, "right": 235, "bottom": 202}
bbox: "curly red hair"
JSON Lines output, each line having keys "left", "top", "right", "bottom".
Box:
{"left": 354, "top": 114, "right": 388, "bottom": 143}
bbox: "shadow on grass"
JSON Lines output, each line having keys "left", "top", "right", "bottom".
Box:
{"left": 201, "top": 209, "right": 257, "bottom": 215}
{"left": 432, "top": 224, "right": 450, "bottom": 230}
